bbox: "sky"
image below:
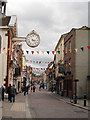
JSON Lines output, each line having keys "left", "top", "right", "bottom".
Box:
{"left": 6, "top": 0, "right": 89, "bottom": 74}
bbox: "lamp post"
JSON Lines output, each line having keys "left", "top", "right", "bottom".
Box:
{"left": 73, "top": 79, "right": 79, "bottom": 104}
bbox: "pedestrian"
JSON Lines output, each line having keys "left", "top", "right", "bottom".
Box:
{"left": 26, "top": 85, "right": 30, "bottom": 94}
{"left": 39, "top": 85, "right": 41, "bottom": 91}
{"left": 43, "top": 83, "right": 44, "bottom": 89}
{"left": 24, "top": 86, "right": 27, "bottom": 96}
{"left": 31, "top": 85, "right": 33, "bottom": 92}
{"left": 33, "top": 85, "right": 35, "bottom": 92}
{"left": 10, "top": 85, "right": 16, "bottom": 103}
{"left": 1, "top": 84, "right": 5, "bottom": 101}
{"left": 7, "top": 84, "right": 11, "bottom": 102}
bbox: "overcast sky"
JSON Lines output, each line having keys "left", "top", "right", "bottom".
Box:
{"left": 6, "top": 0, "right": 89, "bottom": 74}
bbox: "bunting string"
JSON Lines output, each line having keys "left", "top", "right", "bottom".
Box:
{"left": 2, "top": 46, "right": 90, "bottom": 56}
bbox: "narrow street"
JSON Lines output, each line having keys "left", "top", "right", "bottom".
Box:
{"left": 1, "top": 85, "right": 88, "bottom": 119}
{"left": 27, "top": 85, "right": 88, "bottom": 118}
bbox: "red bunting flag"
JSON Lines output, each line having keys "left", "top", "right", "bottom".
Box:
{"left": 3, "top": 47, "right": 5, "bottom": 50}
{"left": 36, "top": 61, "right": 38, "bottom": 63}
{"left": 31, "top": 51, "right": 34, "bottom": 54}
{"left": 63, "top": 50, "right": 66, "bottom": 54}
{"left": 16, "top": 57, "right": 18, "bottom": 59}
{"left": 87, "top": 46, "right": 90, "bottom": 49}
{"left": 52, "top": 51, "right": 54, "bottom": 55}
{"left": 21, "top": 50, "right": 23, "bottom": 54}
{"left": 9, "top": 54, "right": 11, "bottom": 57}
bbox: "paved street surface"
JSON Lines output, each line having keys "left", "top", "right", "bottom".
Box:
{"left": 2, "top": 93, "right": 26, "bottom": 118}
{"left": 28, "top": 85, "right": 88, "bottom": 118}
{"left": 1, "top": 85, "right": 89, "bottom": 119}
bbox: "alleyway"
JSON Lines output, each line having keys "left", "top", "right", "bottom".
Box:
{"left": 1, "top": 85, "right": 88, "bottom": 119}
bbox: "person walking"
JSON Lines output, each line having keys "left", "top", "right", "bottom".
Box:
{"left": 26, "top": 85, "right": 30, "bottom": 94}
{"left": 33, "top": 85, "right": 35, "bottom": 92}
{"left": 31, "top": 85, "right": 33, "bottom": 92}
{"left": 23, "top": 86, "right": 27, "bottom": 96}
{"left": 1, "top": 84, "right": 5, "bottom": 101}
{"left": 7, "top": 84, "right": 11, "bottom": 102}
{"left": 10, "top": 85, "right": 16, "bottom": 103}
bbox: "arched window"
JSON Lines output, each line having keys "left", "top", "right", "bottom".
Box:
{"left": 0, "top": 35, "right": 1, "bottom": 53}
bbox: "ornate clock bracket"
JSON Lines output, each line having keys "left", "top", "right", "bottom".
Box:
{"left": 12, "top": 30, "right": 40, "bottom": 48}
{"left": 12, "top": 37, "right": 26, "bottom": 48}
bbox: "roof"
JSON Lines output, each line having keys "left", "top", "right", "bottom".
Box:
{"left": 55, "top": 33, "right": 68, "bottom": 51}
{"left": 72, "top": 26, "right": 90, "bottom": 30}
{"left": 9, "top": 15, "right": 17, "bottom": 27}
{"left": 0, "top": 0, "right": 7, "bottom": 3}
{"left": 0, "top": 15, "right": 17, "bottom": 27}
{"left": 0, "top": 16, "right": 11, "bottom": 26}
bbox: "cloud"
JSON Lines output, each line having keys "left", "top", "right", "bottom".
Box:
{"left": 7, "top": 0, "right": 88, "bottom": 69}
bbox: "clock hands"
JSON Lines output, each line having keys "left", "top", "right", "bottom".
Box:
{"left": 32, "top": 39, "right": 35, "bottom": 41}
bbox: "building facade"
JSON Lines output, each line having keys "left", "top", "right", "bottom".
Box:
{"left": 64, "top": 26, "right": 89, "bottom": 98}
{"left": 55, "top": 34, "right": 67, "bottom": 94}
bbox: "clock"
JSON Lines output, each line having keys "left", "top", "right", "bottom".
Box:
{"left": 26, "top": 30, "right": 40, "bottom": 47}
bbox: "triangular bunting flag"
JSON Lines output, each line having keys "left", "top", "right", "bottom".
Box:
{"left": 3, "top": 47, "right": 5, "bottom": 50}
{"left": 42, "top": 51, "right": 44, "bottom": 54}
{"left": 52, "top": 51, "right": 54, "bottom": 55}
{"left": 17, "top": 50, "right": 19, "bottom": 52}
{"left": 47, "top": 51, "right": 49, "bottom": 54}
{"left": 87, "top": 46, "right": 90, "bottom": 49}
{"left": 30, "top": 60, "right": 32, "bottom": 63}
{"left": 22, "top": 50, "right": 24, "bottom": 54}
{"left": 69, "top": 49, "right": 71, "bottom": 53}
{"left": 7, "top": 48, "right": 10, "bottom": 51}
{"left": 39, "top": 61, "right": 41, "bottom": 64}
{"left": 63, "top": 50, "right": 66, "bottom": 54}
{"left": 36, "top": 61, "right": 38, "bottom": 63}
{"left": 75, "top": 48, "right": 78, "bottom": 52}
{"left": 58, "top": 51, "right": 60, "bottom": 54}
{"left": 31, "top": 51, "right": 34, "bottom": 54}
{"left": 81, "top": 47, "right": 84, "bottom": 51}
{"left": 26, "top": 51, "right": 29, "bottom": 54}
{"left": 36, "top": 51, "right": 39, "bottom": 54}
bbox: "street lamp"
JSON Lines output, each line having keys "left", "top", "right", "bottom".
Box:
{"left": 73, "top": 79, "right": 79, "bottom": 104}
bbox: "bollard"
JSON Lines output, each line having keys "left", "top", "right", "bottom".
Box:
{"left": 73, "top": 95, "right": 77, "bottom": 104}
{"left": 84, "top": 95, "right": 87, "bottom": 106}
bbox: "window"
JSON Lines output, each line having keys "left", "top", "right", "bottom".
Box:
{"left": 0, "top": 35, "right": 1, "bottom": 54}
{"left": 65, "top": 46, "right": 67, "bottom": 54}
{"left": 69, "top": 41, "right": 71, "bottom": 49}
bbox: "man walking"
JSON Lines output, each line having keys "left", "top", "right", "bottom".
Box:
{"left": 10, "top": 85, "right": 16, "bottom": 103}
{"left": 1, "top": 84, "right": 5, "bottom": 101}
{"left": 7, "top": 84, "right": 11, "bottom": 102}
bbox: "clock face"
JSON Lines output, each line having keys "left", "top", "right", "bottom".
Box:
{"left": 26, "top": 30, "right": 40, "bottom": 47}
